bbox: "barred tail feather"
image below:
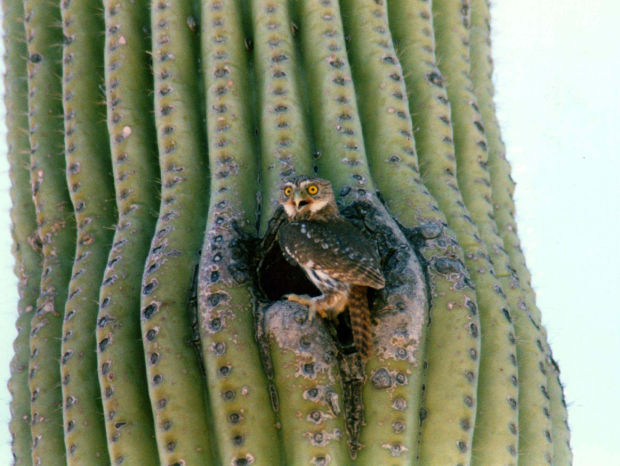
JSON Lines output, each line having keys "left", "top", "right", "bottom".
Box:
{"left": 349, "top": 286, "right": 373, "bottom": 359}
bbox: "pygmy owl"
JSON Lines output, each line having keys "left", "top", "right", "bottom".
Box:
{"left": 277, "top": 175, "right": 385, "bottom": 359}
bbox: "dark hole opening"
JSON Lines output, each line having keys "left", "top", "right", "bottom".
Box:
{"left": 257, "top": 242, "right": 320, "bottom": 300}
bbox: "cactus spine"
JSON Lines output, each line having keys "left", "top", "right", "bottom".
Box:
{"left": 4, "top": 0, "right": 570, "bottom": 464}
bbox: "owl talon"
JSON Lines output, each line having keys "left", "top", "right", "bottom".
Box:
{"left": 308, "top": 303, "right": 329, "bottom": 321}
{"left": 286, "top": 294, "right": 329, "bottom": 321}
{"left": 306, "top": 305, "right": 317, "bottom": 322}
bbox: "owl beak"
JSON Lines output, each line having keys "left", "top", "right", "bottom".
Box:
{"left": 294, "top": 192, "right": 310, "bottom": 209}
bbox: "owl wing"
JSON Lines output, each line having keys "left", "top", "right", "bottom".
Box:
{"left": 278, "top": 218, "right": 385, "bottom": 289}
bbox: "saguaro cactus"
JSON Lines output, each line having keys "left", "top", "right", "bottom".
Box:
{"left": 5, "top": 0, "right": 571, "bottom": 464}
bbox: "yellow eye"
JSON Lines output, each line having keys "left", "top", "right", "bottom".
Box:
{"left": 284, "top": 186, "right": 293, "bottom": 196}
{"left": 307, "top": 185, "right": 318, "bottom": 195}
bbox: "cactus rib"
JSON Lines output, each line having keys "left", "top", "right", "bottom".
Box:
{"left": 96, "top": 0, "right": 161, "bottom": 463}
{"left": 468, "top": 0, "right": 536, "bottom": 320}
{"left": 292, "top": 0, "right": 370, "bottom": 195}
{"left": 547, "top": 359, "right": 572, "bottom": 464}
{"left": 96, "top": 0, "right": 160, "bottom": 462}
{"left": 251, "top": 0, "right": 313, "bottom": 234}
{"left": 197, "top": 0, "right": 281, "bottom": 464}
{"left": 23, "top": 0, "right": 76, "bottom": 462}
{"left": 59, "top": 0, "right": 115, "bottom": 461}
{"left": 264, "top": 302, "right": 349, "bottom": 464}
{"left": 4, "top": 0, "right": 40, "bottom": 462}
{"left": 9, "top": 311, "right": 37, "bottom": 466}
{"left": 140, "top": 0, "right": 214, "bottom": 462}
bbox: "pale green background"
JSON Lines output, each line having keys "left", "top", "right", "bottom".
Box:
{"left": 491, "top": 1, "right": 620, "bottom": 464}
{"left": 0, "top": 1, "right": 618, "bottom": 464}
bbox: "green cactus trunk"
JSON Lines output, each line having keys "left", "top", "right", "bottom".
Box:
{"left": 4, "top": 0, "right": 571, "bottom": 464}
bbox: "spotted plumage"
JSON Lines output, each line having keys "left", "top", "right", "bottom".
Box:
{"left": 277, "top": 175, "right": 385, "bottom": 359}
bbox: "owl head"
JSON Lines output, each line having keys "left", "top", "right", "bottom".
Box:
{"left": 279, "top": 175, "right": 337, "bottom": 220}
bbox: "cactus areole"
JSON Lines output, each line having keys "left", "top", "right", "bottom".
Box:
{"left": 4, "top": 0, "right": 570, "bottom": 464}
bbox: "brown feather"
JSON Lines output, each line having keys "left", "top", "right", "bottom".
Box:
{"left": 278, "top": 219, "right": 385, "bottom": 290}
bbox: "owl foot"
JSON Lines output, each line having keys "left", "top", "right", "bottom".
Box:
{"left": 286, "top": 293, "right": 312, "bottom": 306}
{"left": 285, "top": 294, "right": 327, "bottom": 321}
